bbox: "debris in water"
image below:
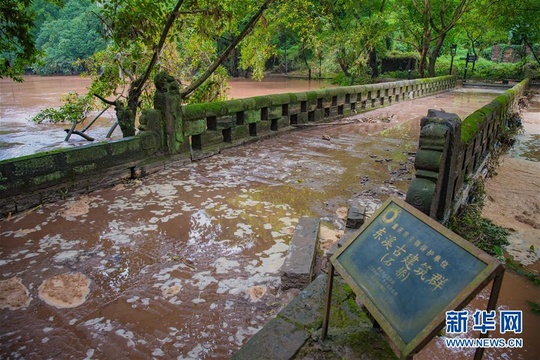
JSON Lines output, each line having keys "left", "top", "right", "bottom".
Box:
{"left": 336, "top": 207, "right": 348, "bottom": 220}
{"left": 163, "top": 285, "right": 182, "bottom": 298}
{"left": 0, "top": 277, "right": 31, "bottom": 310}
{"left": 38, "top": 272, "right": 91, "bottom": 309}
{"left": 246, "top": 286, "right": 267, "bottom": 302}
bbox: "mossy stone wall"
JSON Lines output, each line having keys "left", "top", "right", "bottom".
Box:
{"left": 406, "top": 78, "right": 529, "bottom": 223}
{"left": 181, "top": 76, "right": 456, "bottom": 155}
{"left": 0, "top": 76, "right": 455, "bottom": 216}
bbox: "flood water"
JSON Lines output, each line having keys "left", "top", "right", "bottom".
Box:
{"left": 0, "top": 76, "right": 333, "bottom": 160}
{"left": 1, "top": 78, "right": 538, "bottom": 359}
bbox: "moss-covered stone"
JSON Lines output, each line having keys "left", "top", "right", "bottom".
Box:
{"left": 278, "top": 117, "right": 290, "bottom": 129}
{"left": 223, "top": 99, "right": 245, "bottom": 113}
{"left": 241, "top": 97, "right": 257, "bottom": 111}
{"left": 32, "top": 171, "right": 64, "bottom": 186}
{"left": 268, "top": 93, "right": 291, "bottom": 105}
{"left": 73, "top": 163, "right": 97, "bottom": 174}
{"left": 139, "top": 131, "right": 161, "bottom": 153}
{"left": 184, "top": 119, "right": 206, "bottom": 136}
{"left": 297, "top": 113, "right": 309, "bottom": 124}
{"left": 182, "top": 102, "right": 226, "bottom": 120}
{"left": 252, "top": 96, "right": 272, "bottom": 109}
{"left": 295, "top": 92, "right": 308, "bottom": 102}
{"left": 217, "top": 115, "right": 235, "bottom": 129}
{"left": 65, "top": 145, "right": 107, "bottom": 165}
{"left": 232, "top": 125, "right": 249, "bottom": 140}
{"left": 267, "top": 105, "right": 283, "bottom": 120}
{"left": 109, "top": 138, "right": 141, "bottom": 156}
{"left": 314, "top": 109, "right": 324, "bottom": 122}
{"left": 200, "top": 130, "right": 223, "bottom": 147}
{"left": 306, "top": 91, "right": 319, "bottom": 102}
{"left": 289, "top": 102, "right": 301, "bottom": 114}
{"left": 244, "top": 109, "right": 261, "bottom": 124}
{"left": 13, "top": 156, "right": 56, "bottom": 176}
{"left": 257, "top": 120, "right": 272, "bottom": 134}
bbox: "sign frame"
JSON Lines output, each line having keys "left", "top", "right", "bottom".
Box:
{"left": 322, "top": 197, "right": 504, "bottom": 359}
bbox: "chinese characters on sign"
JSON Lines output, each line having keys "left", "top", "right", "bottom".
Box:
{"left": 334, "top": 200, "right": 488, "bottom": 344}
{"left": 372, "top": 217, "right": 451, "bottom": 292}
{"left": 329, "top": 198, "right": 504, "bottom": 358}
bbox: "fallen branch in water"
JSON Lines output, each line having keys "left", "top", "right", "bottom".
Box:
{"left": 291, "top": 120, "right": 356, "bottom": 128}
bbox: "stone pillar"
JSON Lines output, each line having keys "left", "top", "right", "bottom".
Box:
{"left": 153, "top": 72, "right": 188, "bottom": 154}
{"left": 406, "top": 110, "right": 461, "bottom": 223}
{"left": 138, "top": 109, "right": 164, "bottom": 155}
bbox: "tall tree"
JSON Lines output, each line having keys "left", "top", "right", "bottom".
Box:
{"left": 34, "top": 0, "right": 106, "bottom": 75}
{"left": 398, "top": 0, "right": 473, "bottom": 77}
{"left": 0, "top": 0, "right": 65, "bottom": 81}
{"left": 489, "top": 0, "right": 540, "bottom": 65}
{"left": 90, "top": 0, "right": 275, "bottom": 137}
{"left": 1, "top": 0, "right": 39, "bottom": 81}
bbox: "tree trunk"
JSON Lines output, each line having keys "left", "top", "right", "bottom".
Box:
{"left": 229, "top": 47, "right": 239, "bottom": 77}
{"left": 337, "top": 50, "right": 350, "bottom": 78}
{"left": 115, "top": 0, "right": 185, "bottom": 137}
{"left": 368, "top": 48, "right": 378, "bottom": 78}
{"left": 525, "top": 40, "right": 540, "bottom": 66}
{"left": 427, "top": 35, "right": 446, "bottom": 77}
{"left": 301, "top": 44, "right": 311, "bottom": 81}
{"left": 114, "top": 0, "right": 274, "bottom": 137}
{"left": 418, "top": 48, "right": 427, "bottom": 78}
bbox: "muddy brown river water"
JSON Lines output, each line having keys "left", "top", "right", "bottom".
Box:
{"left": 1, "top": 77, "right": 538, "bottom": 359}
{"left": 0, "top": 76, "right": 332, "bottom": 160}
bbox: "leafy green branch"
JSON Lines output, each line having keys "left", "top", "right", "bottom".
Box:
{"left": 31, "top": 92, "right": 93, "bottom": 124}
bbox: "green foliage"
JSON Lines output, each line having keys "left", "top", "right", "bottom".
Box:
{"left": 187, "top": 66, "right": 230, "bottom": 104}
{"left": 432, "top": 55, "right": 533, "bottom": 81}
{"left": 448, "top": 180, "right": 509, "bottom": 254}
{"left": 527, "top": 301, "right": 540, "bottom": 314}
{"left": 377, "top": 69, "right": 420, "bottom": 80}
{"left": 32, "top": 0, "right": 106, "bottom": 75}
{"left": 384, "top": 50, "right": 419, "bottom": 60}
{"left": 332, "top": 72, "right": 371, "bottom": 86}
{"left": 31, "top": 92, "right": 92, "bottom": 124}
{"left": 396, "top": 0, "right": 475, "bottom": 77}
{"left": 527, "top": 301, "right": 540, "bottom": 315}
{"left": 0, "top": 0, "right": 39, "bottom": 81}
{"left": 504, "top": 257, "right": 540, "bottom": 286}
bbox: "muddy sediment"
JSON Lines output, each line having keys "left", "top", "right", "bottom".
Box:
{"left": 4, "top": 89, "right": 534, "bottom": 359}
{"left": 0, "top": 277, "right": 31, "bottom": 310}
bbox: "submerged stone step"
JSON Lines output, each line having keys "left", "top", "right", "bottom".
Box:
{"left": 280, "top": 217, "right": 320, "bottom": 290}
{"left": 231, "top": 317, "right": 310, "bottom": 360}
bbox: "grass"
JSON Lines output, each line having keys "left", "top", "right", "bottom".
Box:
{"left": 448, "top": 179, "right": 509, "bottom": 255}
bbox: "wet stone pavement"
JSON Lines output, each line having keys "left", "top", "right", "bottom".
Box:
{"left": 0, "top": 90, "right": 500, "bottom": 359}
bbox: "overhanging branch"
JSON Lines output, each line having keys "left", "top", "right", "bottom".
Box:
{"left": 179, "top": 0, "right": 275, "bottom": 99}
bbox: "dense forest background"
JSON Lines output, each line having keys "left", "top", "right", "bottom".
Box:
{"left": 16, "top": 0, "right": 540, "bottom": 81}
{"left": 2, "top": 0, "right": 539, "bottom": 131}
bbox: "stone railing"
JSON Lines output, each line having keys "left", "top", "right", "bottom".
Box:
{"left": 176, "top": 76, "right": 455, "bottom": 157}
{"left": 405, "top": 78, "right": 529, "bottom": 223}
{"left": 0, "top": 75, "right": 455, "bottom": 215}
{"left": 0, "top": 137, "right": 161, "bottom": 214}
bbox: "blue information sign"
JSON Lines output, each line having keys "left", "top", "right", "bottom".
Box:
{"left": 330, "top": 197, "right": 503, "bottom": 358}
